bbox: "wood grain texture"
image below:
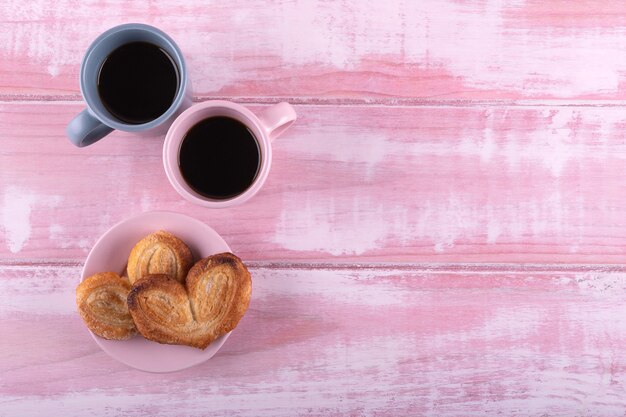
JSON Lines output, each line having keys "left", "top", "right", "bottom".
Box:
{"left": 3, "top": 1, "right": 626, "bottom": 415}
{"left": 1, "top": 263, "right": 626, "bottom": 417}
{"left": 3, "top": 102, "right": 626, "bottom": 263}
{"left": 3, "top": 0, "right": 626, "bottom": 100}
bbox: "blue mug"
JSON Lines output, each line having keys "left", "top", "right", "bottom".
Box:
{"left": 66, "top": 23, "right": 192, "bottom": 147}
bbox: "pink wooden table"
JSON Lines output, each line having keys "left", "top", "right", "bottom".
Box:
{"left": 2, "top": 1, "right": 626, "bottom": 415}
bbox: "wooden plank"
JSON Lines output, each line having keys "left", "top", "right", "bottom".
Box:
{"left": 1, "top": 263, "right": 626, "bottom": 416}
{"left": 4, "top": 102, "right": 626, "bottom": 263}
{"left": 2, "top": 0, "right": 626, "bottom": 100}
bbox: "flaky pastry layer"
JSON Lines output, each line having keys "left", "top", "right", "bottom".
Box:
{"left": 127, "top": 253, "right": 252, "bottom": 349}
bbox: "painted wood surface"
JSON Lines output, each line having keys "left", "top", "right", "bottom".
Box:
{"left": 2, "top": 263, "right": 626, "bottom": 416}
{"left": 2, "top": 0, "right": 626, "bottom": 100}
{"left": 3, "top": 102, "right": 626, "bottom": 263}
{"left": 2, "top": 0, "right": 626, "bottom": 415}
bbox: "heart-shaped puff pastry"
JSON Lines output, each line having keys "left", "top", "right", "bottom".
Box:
{"left": 127, "top": 230, "right": 193, "bottom": 284}
{"left": 76, "top": 272, "right": 136, "bottom": 340}
{"left": 127, "top": 252, "right": 252, "bottom": 349}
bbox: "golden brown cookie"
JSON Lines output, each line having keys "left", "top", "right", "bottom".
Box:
{"left": 127, "top": 230, "right": 193, "bottom": 284}
{"left": 127, "top": 253, "right": 252, "bottom": 349}
{"left": 76, "top": 272, "right": 136, "bottom": 340}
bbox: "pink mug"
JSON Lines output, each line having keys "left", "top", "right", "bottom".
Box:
{"left": 163, "top": 100, "right": 296, "bottom": 207}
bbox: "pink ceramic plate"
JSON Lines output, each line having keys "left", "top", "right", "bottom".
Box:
{"left": 80, "top": 211, "right": 231, "bottom": 372}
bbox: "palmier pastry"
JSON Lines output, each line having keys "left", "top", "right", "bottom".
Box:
{"left": 127, "top": 230, "right": 193, "bottom": 284}
{"left": 127, "top": 253, "right": 252, "bottom": 349}
{"left": 76, "top": 272, "right": 136, "bottom": 340}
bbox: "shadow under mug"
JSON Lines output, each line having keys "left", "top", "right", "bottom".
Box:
{"left": 163, "top": 100, "right": 297, "bottom": 208}
{"left": 66, "top": 23, "right": 191, "bottom": 147}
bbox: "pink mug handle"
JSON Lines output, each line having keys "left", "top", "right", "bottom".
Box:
{"left": 258, "top": 102, "right": 297, "bottom": 141}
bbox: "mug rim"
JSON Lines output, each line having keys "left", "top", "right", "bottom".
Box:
{"left": 163, "top": 100, "right": 273, "bottom": 208}
{"left": 80, "top": 23, "right": 188, "bottom": 132}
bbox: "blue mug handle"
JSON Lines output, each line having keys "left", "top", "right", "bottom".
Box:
{"left": 66, "top": 109, "right": 114, "bottom": 147}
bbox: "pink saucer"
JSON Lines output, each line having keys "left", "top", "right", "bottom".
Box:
{"left": 81, "top": 211, "right": 231, "bottom": 372}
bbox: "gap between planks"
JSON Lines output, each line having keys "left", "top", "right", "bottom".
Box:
{"left": 3, "top": 259, "right": 626, "bottom": 274}
{"left": 4, "top": 94, "right": 626, "bottom": 108}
